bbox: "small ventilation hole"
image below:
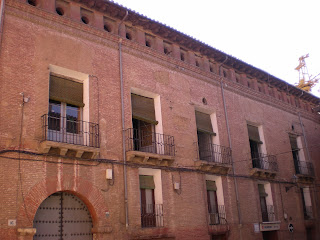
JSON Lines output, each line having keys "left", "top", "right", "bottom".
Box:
{"left": 81, "top": 16, "right": 89, "bottom": 24}
{"left": 56, "top": 7, "right": 64, "bottom": 16}
{"left": 126, "top": 32, "right": 132, "bottom": 40}
{"left": 180, "top": 53, "right": 185, "bottom": 61}
{"left": 202, "top": 98, "right": 207, "bottom": 105}
{"left": 27, "top": 0, "right": 37, "bottom": 6}
{"left": 104, "top": 24, "right": 111, "bottom": 32}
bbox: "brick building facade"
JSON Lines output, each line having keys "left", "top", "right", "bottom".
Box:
{"left": 0, "top": 0, "right": 320, "bottom": 240}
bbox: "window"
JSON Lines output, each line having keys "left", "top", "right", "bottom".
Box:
{"left": 258, "top": 183, "right": 274, "bottom": 222}
{"left": 301, "top": 187, "right": 313, "bottom": 219}
{"left": 196, "top": 111, "right": 216, "bottom": 162}
{"left": 140, "top": 175, "right": 156, "bottom": 227}
{"left": 48, "top": 75, "right": 84, "bottom": 145}
{"left": 289, "top": 135, "right": 311, "bottom": 175}
{"left": 207, "top": 180, "right": 219, "bottom": 224}
{"left": 139, "top": 168, "right": 163, "bottom": 228}
{"left": 289, "top": 135, "right": 300, "bottom": 172}
{"left": 248, "top": 125, "right": 264, "bottom": 168}
{"left": 131, "top": 94, "right": 158, "bottom": 153}
{"left": 206, "top": 175, "right": 226, "bottom": 225}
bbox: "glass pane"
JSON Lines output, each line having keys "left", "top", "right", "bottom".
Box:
{"left": 66, "top": 104, "right": 80, "bottom": 133}
{"left": 208, "top": 191, "right": 218, "bottom": 213}
{"left": 145, "top": 189, "right": 154, "bottom": 213}
{"left": 48, "top": 101, "right": 61, "bottom": 131}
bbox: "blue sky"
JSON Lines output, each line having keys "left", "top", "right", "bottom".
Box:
{"left": 113, "top": 0, "right": 320, "bottom": 97}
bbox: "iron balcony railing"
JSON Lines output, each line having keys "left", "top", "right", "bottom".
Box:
{"left": 261, "top": 205, "right": 275, "bottom": 222}
{"left": 304, "top": 206, "right": 313, "bottom": 220}
{"left": 195, "top": 142, "right": 232, "bottom": 165}
{"left": 141, "top": 204, "right": 164, "bottom": 228}
{"left": 251, "top": 153, "right": 278, "bottom": 172}
{"left": 295, "top": 160, "right": 315, "bottom": 177}
{"left": 42, "top": 114, "right": 99, "bottom": 148}
{"left": 125, "top": 128, "right": 175, "bottom": 156}
{"left": 208, "top": 205, "right": 227, "bottom": 225}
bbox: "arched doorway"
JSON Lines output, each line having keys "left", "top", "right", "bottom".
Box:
{"left": 33, "top": 191, "right": 93, "bottom": 239}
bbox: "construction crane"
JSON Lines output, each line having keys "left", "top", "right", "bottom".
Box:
{"left": 295, "top": 54, "right": 319, "bottom": 92}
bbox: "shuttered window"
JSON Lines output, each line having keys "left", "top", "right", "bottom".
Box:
{"left": 131, "top": 94, "right": 158, "bottom": 125}
{"left": 206, "top": 180, "right": 217, "bottom": 191}
{"left": 195, "top": 111, "right": 216, "bottom": 135}
{"left": 139, "top": 175, "right": 155, "bottom": 189}
{"left": 49, "top": 75, "right": 84, "bottom": 107}
{"left": 247, "top": 125, "right": 262, "bottom": 144}
{"left": 289, "top": 135, "right": 298, "bottom": 151}
{"left": 258, "top": 184, "right": 268, "bottom": 197}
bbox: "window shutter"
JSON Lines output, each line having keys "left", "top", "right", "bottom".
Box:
{"left": 195, "top": 111, "right": 215, "bottom": 135}
{"left": 258, "top": 184, "right": 268, "bottom": 197}
{"left": 206, "top": 180, "right": 217, "bottom": 191}
{"left": 49, "top": 75, "right": 84, "bottom": 107}
{"left": 289, "top": 135, "right": 298, "bottom": 151}
{"left": 131, "top": 94, "right": 158, "bottom": 125}
{"left": 247, "top": 125, "right": 262, "bottom": 144}
{"left": 139, "top": 175, "right": 155, "bottom": 189}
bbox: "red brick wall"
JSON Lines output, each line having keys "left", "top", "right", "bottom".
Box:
{"left": 0, "top": 1, "right": 319, "bottom": 240}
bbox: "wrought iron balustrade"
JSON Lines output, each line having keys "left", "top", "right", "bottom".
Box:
{"left": 251, "top": 153, "right": 278, "bottom": 172}
{"left": 304, "top": 206, "right": 313, "bottom": 220}
{"left": 208, "top": 205, "right": 227, "bottom": 225}
{"left": 42, "top": 114, "right": 99, "bottom": 148}
{"left": 196, "top": 142, "right": 232, "bottom": 164}
{"left": 261, "top": 205, "right": 275, "bottom": 222}
{"left": 295, "top": 160, "right": 315, "bottom": 176}
{"left": 125, "top": 128, "right": 175, "bottom": 156}
{"left": 141, "top": 204, "right": 163, "bottom": 228}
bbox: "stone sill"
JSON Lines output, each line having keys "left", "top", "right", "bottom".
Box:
{"left": 126, "top": 151, "right": 174, "bottom": 166}
{"left": 296, "top": 174, "right": 315, "bottom": 183}
{"left": 195, "top": 160, "right": 231, "bottom": 174}
{"left": 249, "top": 168, "right": 277, "bottom": 179}
{"left": 40, "top": 141, "right": 100, "bottom": 159}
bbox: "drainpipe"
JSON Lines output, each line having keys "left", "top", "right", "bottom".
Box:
{"left": 0, "top": 0, "right": 5, "bottom": 55}
{"left": 219, "top": 56, "right": 243, "bottom": 240}
{"left": 118, "top": 10, "right": 129, "bottom": 228}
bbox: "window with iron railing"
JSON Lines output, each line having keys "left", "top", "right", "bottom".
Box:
{"left": 139, "top": 175, "right": 164, "bottom": 228}
{"left": 141, "top": 204, "right": 164, "bottom": 228}
{"left": 289, "top": 135, "right": 314, "bottom": 176}
{"left": 251, "top": 153, "right": 278, "bottom": 172}
{"left": 261, "top": 205, "right": 275, "bottom": 222}
{"left": 304, "top": 206, "right": 313, "bottom": 220}
{"left": 196, "top": 141, "right": 231, "bottom": 164}
{"left": 125, "top": 127, "right": 175, "bottom": 156}
{"left": 301, "top": 188, "right": 313, "bottom": 220}
{"left": 208, "top": 205, "right": 227, "bottom": 225}
{"left": 42, "top": 101, "right": 99, "bottom": 148}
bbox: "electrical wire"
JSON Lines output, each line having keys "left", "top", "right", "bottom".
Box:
{"left": 0, "top": 149, "right": 311, "bottom": 186}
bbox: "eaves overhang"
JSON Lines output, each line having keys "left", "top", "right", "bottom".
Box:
{"left": 75, "top": 0, "right": 319, "bottom": 104}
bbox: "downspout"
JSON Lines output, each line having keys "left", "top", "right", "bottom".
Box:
{"left": 118, "top": 10, "right": 129, "bottom": 228}
{"left": 0, "top": 0, "right": 5, "bottom": 55}
{"left": 219, "top": 56, "right": 243, "bottom": 240}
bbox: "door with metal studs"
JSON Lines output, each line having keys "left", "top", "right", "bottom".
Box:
{"left": 33, "top": 192, "right": 93, "bottom": 240}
